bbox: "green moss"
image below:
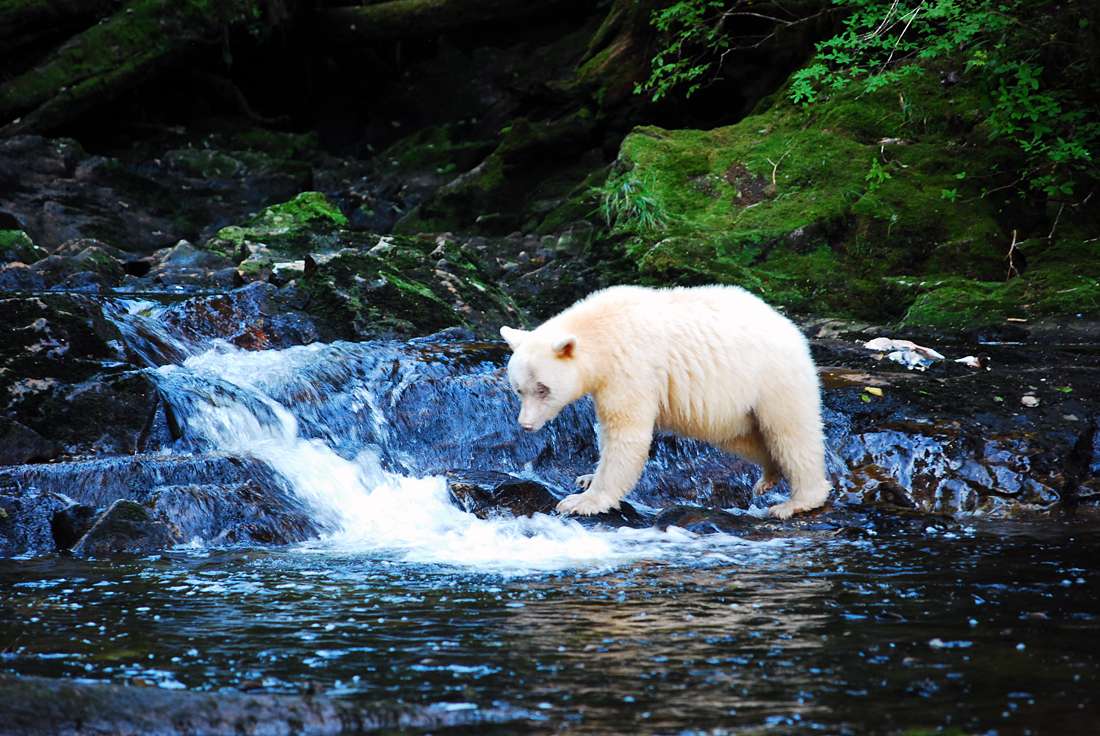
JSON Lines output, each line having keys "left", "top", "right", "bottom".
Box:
{"left": 0, "top": 229, "right": 46, "bottom": 264}
{"left": 205, "top": 192, "right": 348, "bottom": 260}
{"left": 900, "top": 238, "right": 1100, "bottom": 327}
{"left": 297, "top": 233, "right": 522, "bottom": 338}
{"left": 606, "top": 64, "right": 1049, "bottom": 323}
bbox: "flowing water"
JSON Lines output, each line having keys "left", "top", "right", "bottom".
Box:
{"left": 2, "top": 298, "right": 1098, "bottom": 733}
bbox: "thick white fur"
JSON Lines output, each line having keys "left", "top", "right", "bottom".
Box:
{"left": 500, "top": 285, "right": 831, "bottom": 519}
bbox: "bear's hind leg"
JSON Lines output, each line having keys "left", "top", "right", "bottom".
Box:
{"left": 754, "top": 398, "right": 830, "bottom": 520}
{"left": 721, "top": 425, "right": 781, "bottom": 496}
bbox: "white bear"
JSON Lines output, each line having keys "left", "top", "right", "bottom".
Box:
{"left": 500, "top": 285, "right": 831, "bottom": 519}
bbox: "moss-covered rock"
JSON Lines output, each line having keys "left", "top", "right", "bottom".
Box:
{"left": 605, "top": 68, "right": 1098, "bottom": 325}
{"left": 298, "top": 234, "right": 522, "bottom": 339}
{"left": 398, "top": 112, "right": 600, "bottom": 235}
{"left": 204, "top": 191, "right": 349, "bottom": 259}
{"left": 0, "top": 229, "right": 47, "bottom": 265}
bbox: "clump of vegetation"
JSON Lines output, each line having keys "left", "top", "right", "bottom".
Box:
{"left": 788, "top": 0, "right": 1099, "bottom": 198}
{"left": 641, "top": 0, "right": 1099, "bottom": 198}
{"left": 624, "top": 0, "right": 1099, "bottom": 326}
{"left": 593, "top": 171, "right": 670, "bottom": 232}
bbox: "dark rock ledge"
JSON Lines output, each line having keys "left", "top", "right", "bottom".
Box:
{"left": 0, "top": 673, "right": 527, "bottom": 736}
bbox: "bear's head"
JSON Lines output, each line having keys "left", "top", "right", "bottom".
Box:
{"left": 500, "top": 325, "right": 584, "bottom": 432}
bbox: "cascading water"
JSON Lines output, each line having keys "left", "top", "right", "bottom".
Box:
{"left": 103, "top": 297, "right": 792, "bottom": 573}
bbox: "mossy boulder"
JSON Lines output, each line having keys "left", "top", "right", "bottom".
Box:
{"left": 298, "top": 234, "right": 523, "bottom": 339}
{"left": 606, "top": 68, "right": 1099, "bottom": 325}
{"left": 398, "top": 113, "right": 600, "bottom": 235}
{"left": 204, "top": 191, "right": 349, "bottom": 260}
{"left": 0, "top": 229, "right": 47, "bottom": 265}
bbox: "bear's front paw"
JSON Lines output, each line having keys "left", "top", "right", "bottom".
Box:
{"left": 574, "top": 473, "right": 595, "bottom": 489}
{"left": 556, "top": 491, "right": 614, "bottom": 516}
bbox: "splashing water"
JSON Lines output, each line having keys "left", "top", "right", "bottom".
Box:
{"left": 147, "top": 336, "right": 791, "bottom": 574}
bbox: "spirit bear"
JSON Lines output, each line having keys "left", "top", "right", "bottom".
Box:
{"left": 500, "top": 285, "right": 831, "bottom": 519}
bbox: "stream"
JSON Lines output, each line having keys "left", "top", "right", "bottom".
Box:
{"left": 1, "top": 294, "right": 1098, "bottom": 733}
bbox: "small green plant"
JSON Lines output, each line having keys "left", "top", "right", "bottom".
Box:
{"left": 941, "top": 188, "right": 959, "bottom": 202}
{"left": 592, "top": 172, "right": 670, "bottom": 232}
{"left": 865, "top": 158, "right": 892, "bottom": 192}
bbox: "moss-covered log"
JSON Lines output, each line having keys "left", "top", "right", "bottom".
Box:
{"left": 0, "top": 0, "right": 111, "bottom": 50}
{"left": 0, "top": 0, "right": 265, "bottom": 134}
{"left": 315, "top": 0, "right": 576, "bottom": 43}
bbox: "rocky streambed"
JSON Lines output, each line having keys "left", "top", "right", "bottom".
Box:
{"left": 2, "top": 277, "right": 1098, "bottom": 560}
{"left": 2, "top": 130, "right": 1099, "bottom": 733}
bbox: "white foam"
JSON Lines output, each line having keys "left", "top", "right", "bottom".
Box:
{"left": 162, "top": 344, "right": 794, "bottom": 575}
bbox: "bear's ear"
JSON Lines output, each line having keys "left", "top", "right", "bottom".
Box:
{"left": 500, "top": 326, "right": 528, "bottom": 350}
{"left": 552, "top": 334, "right": 577, "bottom": 359}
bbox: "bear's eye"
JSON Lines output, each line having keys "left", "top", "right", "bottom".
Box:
{"left": 535, "top": 383, "right": 550, "bottom": 399}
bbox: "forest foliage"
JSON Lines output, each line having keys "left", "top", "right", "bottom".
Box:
{"left": 639, "top": 0, "right": 1099, "bottom": 198}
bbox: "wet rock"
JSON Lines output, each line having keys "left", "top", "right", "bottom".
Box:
{"left": 0, "top": 491, "right": 66, "bottom": 557}
{"left": 70, "top": 499, "right": 175, "bottom": 558}
{"left": 0, "top": 134, "right": 321, "bottom": 255}
{"left": 0, "top": 673, "right": 526, "bottom": 736}
{"left": 0, "top": 454, "right": 283, "bottom": 516}
{"left": 0, "top": 455, "right": 319, "bottom": 556}
{"left": 26, "top": 243, "right": 125, "bottom": 289}
{"left": 0, "top": 262, "right": 46, "bottom": 290}
{"left": 142, "top": 240, "right": 239, "bottom": 288}
{"left": 49, "top": 502, "right": 97, "bottom": 551}
{"left": 0, "top": 293, "right": 161, "bottom": 456}
{"left": 0, "top": 417, "right": 58, "bottom": 465}
{"left": 654, "top": 506, "right": 758, "bottom": 535}
{"left": 654, "top": 505, "right": 873, "bottom": 540}
{"left": 296, "top": 233, "right": 523, "bottom": 339}
{"left": 585, "top": 500, "right": 648, "bottom": 528}
{"left": 158, "top": 282, "right": 322, "bottom": 350}
{"left": 147, "top": 481, "right": 318, "bottom": 546}
{"left": 447, "top": 470, "right": 559, "bottom": 518}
